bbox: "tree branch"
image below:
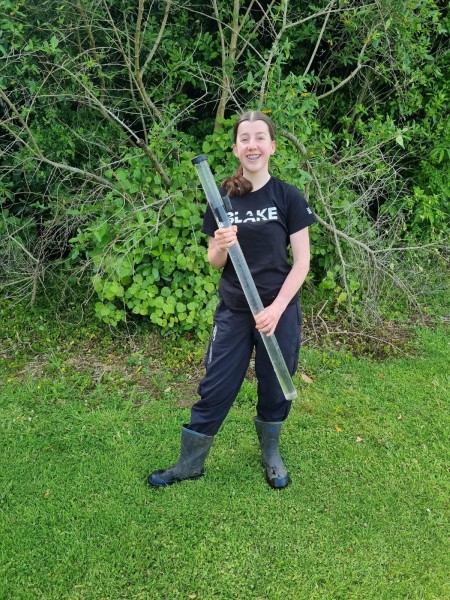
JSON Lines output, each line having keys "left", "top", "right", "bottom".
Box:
{"left": 303, "top": 1, "right": 335, "bottom": 77}
{"left": 75, "top": 0, "right": 106, "bottom": 101}
{"left": 317, "top": 38, "right": 370, "bottom": 100}
{"left": 213, "top": 0, "right": 241, "bottom": 124}
{"left": 141, "top": 0, "right": 172, "bottom": 75}
{"left": 236, "top": 0, "right": 278, "bottom": 60}
{"left": 280, "top": 128, "right": 424, "bottom": 314}
{"left": 0, "top": 115, "right": 115, "bottom": 190}
{"left": 41, "top": 60, "right": 171, "bottom": 186}
{"left": 102, "top": 0, "right": 162, "bottom": 119}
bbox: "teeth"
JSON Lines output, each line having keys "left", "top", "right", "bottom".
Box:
{"left": 247, "top": 155, "right": 260, "bottom": 160}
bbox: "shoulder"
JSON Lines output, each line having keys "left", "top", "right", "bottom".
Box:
{"left": 270, "top": 177, "right": 317, "bottom": 230}
{"left": 270, "top": 176, "right": 304, "bottom": 198}
{"left": 269, "top": 176, "right": 308, "bottom": 205}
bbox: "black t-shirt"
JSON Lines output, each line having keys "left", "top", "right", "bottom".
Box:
{"left": 201, "top": 176, "right": 317, "bottom": 310}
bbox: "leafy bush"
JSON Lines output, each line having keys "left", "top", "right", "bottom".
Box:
{"left": 1, "top": 0, "right": 448, "bottom": 333}
{"left": 70, "top": 146, "right": 223, "bottom": 337}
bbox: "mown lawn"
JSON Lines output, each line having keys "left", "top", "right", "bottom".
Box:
{"left": 0, "top": 312, "right": 449, "bottom": 600}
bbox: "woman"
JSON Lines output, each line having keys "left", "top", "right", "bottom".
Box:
{"left": 148, "top": 110, "right": 316, "bottom": 489}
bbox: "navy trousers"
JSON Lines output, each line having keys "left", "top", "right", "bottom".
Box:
{"left": 187, "top": 300, "right": 302, "bottom": 436}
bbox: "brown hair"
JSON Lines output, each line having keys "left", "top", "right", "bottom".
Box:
{"left": 221, "top": 111, "right": 276, "bottom": 197}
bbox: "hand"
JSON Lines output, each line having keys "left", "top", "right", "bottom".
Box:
{"left": 254, "top": 303, "right": 284, "bottom": 337}
{"left": 214, "top": 225, "right": 238, "bottom": 252}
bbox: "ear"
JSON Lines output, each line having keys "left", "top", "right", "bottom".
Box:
{"left": 232, "top": 143, "right": 238, "bottom": 158}
{"left": 270, "top": 140, "right": 276, "bottom": 155}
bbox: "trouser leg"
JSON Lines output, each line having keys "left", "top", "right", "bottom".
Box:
{"left": 254, "top": 301, "right": 301, "bottom": 422}
{"left": 252, "top": 302, "right": 300, "bottom": 489}
{"left": 187, "top": 303, "right": 255, "bottom": 436}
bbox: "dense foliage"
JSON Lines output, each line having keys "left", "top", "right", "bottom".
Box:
{"left": 1, "top": 0, "right": 448, "bottom": 336}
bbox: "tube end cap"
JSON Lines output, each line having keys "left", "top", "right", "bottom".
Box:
{"left": 192, "top": 154, "right": 208, "bottom": 165}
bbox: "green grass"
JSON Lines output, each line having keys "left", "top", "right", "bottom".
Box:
{"left": 0, "top": 305, "right": 449, "bottom": 599}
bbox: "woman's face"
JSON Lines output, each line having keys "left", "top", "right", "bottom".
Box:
{"left": 233, "top": 120, "right": 275, "bottom": 178}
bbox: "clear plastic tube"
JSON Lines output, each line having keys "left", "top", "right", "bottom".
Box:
{"left": 192, "top": 154, "right": 297, "bottom": 400}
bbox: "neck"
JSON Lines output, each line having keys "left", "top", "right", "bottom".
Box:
{"left": 243, "top": 170, "right": 271, "bottom": 192}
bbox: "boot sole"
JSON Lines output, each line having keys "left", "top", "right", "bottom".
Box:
{"left": 267, "top": 474, "right": 290, "bottom": 489}
{"left": 147, "top": 471, "right": 204, "bottom": 488}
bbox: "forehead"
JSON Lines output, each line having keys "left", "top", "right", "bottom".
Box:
{"left": 236, "top": 120, "right": 271, "bottom": 137}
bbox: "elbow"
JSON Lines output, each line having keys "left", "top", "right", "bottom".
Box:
{"left": 298, "top": 255, "right": 311, "bottom": 273}
{"left": 305, "top": 258, "right": 311, "bottom": 274}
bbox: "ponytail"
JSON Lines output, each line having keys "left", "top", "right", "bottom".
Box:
{"left": 221, "top": 165, "right": 253, "bottom": 197}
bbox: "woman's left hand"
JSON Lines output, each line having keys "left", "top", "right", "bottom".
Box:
{"left": 254, "top": 303, "right": 284, "bottom": 337}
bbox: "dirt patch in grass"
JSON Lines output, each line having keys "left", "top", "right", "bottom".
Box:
{"left": 301, "top": 318, "right": 418, "bottom": 359}
{"left": 0, "top": 312, "right": 424, "bottom": 406}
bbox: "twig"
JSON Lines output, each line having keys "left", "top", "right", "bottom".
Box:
{"left": 303, "top": 1, "right": 335, "bottom": 77}
{"left": 140, "top": 0, "right": 172, "bottom": 75}
{"left": 317, "top": 37, "right": 370, "bottom": 100}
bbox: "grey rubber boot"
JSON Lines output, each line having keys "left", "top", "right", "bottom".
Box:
{"left": 148, "top": 426, "right": 214, "bottom": 488}
{"left": 254, "top": 416, "right": 290, "bottom": 489}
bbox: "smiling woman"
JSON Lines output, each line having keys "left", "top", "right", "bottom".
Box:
{"left": 147, "top": 110, "right": 318, "bottom": 491}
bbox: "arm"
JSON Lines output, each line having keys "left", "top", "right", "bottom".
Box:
{"left": 207, "top": 225, "right": 238, "bottom": 269}
{"left": 254, "top": 227, "right": 311, "bottom": 336}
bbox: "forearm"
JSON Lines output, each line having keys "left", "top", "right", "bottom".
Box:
{"left": 208, "top": 241, "right": 228, "bottom": 269}
{"left": 253, "top": 257, "right": 310, "bottom": 337}
{"left": 272, "top": 227, "right": 311, "bottom": 312}
{"left": 273, "top": 257, "right": 310, "bottom": 312}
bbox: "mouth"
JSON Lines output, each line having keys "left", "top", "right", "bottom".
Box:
{"left": 246, "top": 154, "right": 261, "bottom": 161}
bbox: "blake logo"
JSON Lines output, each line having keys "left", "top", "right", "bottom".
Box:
{"left": 227, "top": 207, "right": 278, "bottom": 224}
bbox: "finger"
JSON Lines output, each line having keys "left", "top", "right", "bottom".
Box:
{"left": 256, "top": 320, "right": 271, "bottom": 332}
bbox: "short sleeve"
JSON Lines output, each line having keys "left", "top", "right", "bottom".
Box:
{"left": 286, "top": 186, "right": 317, "bottom": 235}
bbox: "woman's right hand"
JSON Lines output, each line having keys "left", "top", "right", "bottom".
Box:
{"left": 214, "top": 225, "right": 238, "bottom": 252}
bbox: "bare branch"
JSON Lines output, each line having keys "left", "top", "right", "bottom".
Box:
{"left": 259, "top": 0, "right": 353, "bottom": 105}
{"left": 0, "top": 89, "right": 43, "bottom": 155}
{"left": 141, "top": 0, "right": 172, "bottom": 75}
{"left": 317, "top": 38, "right": 370, "bottom": 100}
{"left": 0, "top": 91, "right": 115, "bottom": 189}
{"left": 75, "top": 0, "right": 106, "bottom": 100}
{"left": 280, "top": 128, "right": 426, "bottom": 315}
{"left": 39, "top": 58, "right": 171, "bottom": 186}
{"left": 6, "top": 235, "right": 39, "bottom": 264}
{"left": 102, "top": 0, "right": 162, "bottom": 119}
{"left": 303, "top": 1, "right": 335, "bottom": 77}
{"left": 214, "top": 0, "right": 241, "bottom": 124}
{"left": 236, "top": 0, "right": 278, "bottom": 60}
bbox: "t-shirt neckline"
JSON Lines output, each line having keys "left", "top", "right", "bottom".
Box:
{"left": 248, "top": 175, "right": 272, "bottom": 195}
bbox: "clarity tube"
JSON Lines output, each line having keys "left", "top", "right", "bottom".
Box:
{"left": 192, "top": 154, "right": 297, "bottom": 400}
